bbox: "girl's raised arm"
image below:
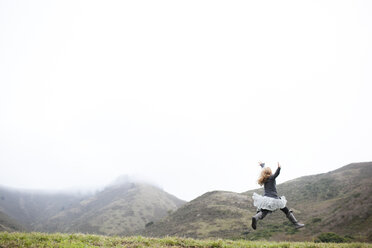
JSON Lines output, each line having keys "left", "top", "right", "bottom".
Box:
{"left": 272, "top": 162, "right": 281, "bottom": 178}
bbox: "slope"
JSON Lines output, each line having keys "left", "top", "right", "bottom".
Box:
{"left": 142, "top": 162, "right": 372, "bottom": 241}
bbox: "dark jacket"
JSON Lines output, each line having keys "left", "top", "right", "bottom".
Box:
{"left": 263, "top": 167, "right": 280, "bottom": 199}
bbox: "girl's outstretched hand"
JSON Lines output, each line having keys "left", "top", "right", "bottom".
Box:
{"left": 278, "top": 162, "right": 281, "bottom": 168}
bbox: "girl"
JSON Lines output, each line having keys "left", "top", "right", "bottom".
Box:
{"left": 251, "top": 162, "right": 305, "bottom": 230}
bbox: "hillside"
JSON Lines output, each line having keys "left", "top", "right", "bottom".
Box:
{"left": 42, "top": 183, "right": 185, "bottom": 235}
{"left": 0, "top": 210, "right": 24, "bottom": 232}
{"left": 142, "top": 162, "right": 372, "bottom": 241}
{"left": 0, "top": 180, "right": 185, "bottom": 235}
{"left": 142, "top": 190, "right": 254, "bottom": 239}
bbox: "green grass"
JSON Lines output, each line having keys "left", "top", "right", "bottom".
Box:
{"left": 0, "top": 232, "right": 371, "bottom": 248}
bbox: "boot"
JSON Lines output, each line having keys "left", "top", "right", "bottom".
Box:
{"left": 251, "top": 211, "right": 262, "bottom": 230}
{"left": 286, "top": 211, "right": 305, "bottom": 229}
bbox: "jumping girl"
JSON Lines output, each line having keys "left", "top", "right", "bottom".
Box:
{"left": 251, "top": 162, "right": 305, "bottom": 230}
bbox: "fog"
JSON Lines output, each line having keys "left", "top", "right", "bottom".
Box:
{"left": 1, "top": 0, "right": 371, "bottom": 201}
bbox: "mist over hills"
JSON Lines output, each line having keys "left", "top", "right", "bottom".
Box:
{"left": 0, "top": 176, "right": 185, "bottom": 235}
{"left": 143, "top": 162, "right": 372, "bottom": 241}
{"left": 0, "top": 186, "right": 86, "bottom": 231}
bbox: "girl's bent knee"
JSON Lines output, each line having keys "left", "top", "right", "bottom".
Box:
{"left": 280, "top": 207, "right": 289, "bottom": 215}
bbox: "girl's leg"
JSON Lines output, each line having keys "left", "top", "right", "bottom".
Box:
{"left": 281, "top": 207, "right": 304, "bottom": 229}
{"left": 252, "top": 209, "right": 271, "bottom": 230}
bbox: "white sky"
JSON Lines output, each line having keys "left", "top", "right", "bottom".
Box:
{"left": 0, "top": 0, "right": 371, "bottom": 201}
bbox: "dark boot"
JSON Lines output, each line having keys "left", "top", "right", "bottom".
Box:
{"left": 286, "top": 211, "right": 305, "bottom": 229}
{"left": 251, "top": 211, "right": 262, "bottom": 230}
{"left": 251, "top": 210, "right": 270, "bottom": 230}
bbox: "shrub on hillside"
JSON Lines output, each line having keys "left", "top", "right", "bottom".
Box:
{"left": 316, "top": 232, "right": 348, "bottom": 243}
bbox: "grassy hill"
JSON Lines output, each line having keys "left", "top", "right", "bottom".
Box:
{"left": 0, "top": 232, "right": 370, "bottom": 248}
{"left": 142, "top": 162, "right": 372, "bottom": 242}
{"left": 143, "top": 190, "right": 253, "bottom": 239}
{"left": 0, "top": 180, "right": 185, "bottom": 235}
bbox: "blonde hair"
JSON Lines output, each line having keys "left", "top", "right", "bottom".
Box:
{"left": 258, "top": 167, "right": 272, "bottom": 186}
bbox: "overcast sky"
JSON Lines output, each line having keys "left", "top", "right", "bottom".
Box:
{"left": 0, "top": 0, "right": 371, "bottom": 201}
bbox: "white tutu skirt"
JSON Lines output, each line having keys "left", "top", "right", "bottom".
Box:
{"left": 252, "top": 192, "right": 287, "bottom": 211}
